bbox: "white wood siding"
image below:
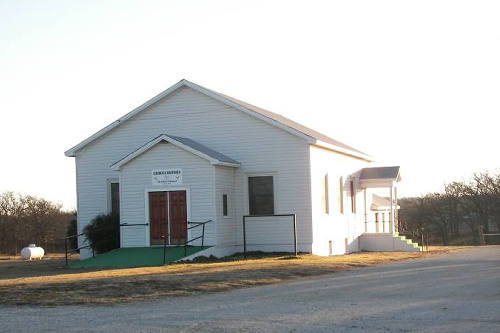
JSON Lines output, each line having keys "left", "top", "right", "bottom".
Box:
{"left": 309, "top": 146, "right": 370, "bottom": 255}
{"left": 214, "top": 166, "right": 236, "bottom": 247}
{"left": 74, "top": 86, "right": 312, "bottom": 257}
{"left": 119, "top": 142, "right": 215, "bottom": 247}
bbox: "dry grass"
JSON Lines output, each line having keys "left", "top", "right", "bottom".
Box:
{"left": 0, "top": 247, "right": 468, "bottom": 306}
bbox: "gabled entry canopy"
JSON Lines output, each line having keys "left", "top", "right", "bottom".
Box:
{"left": 110, "top": 134, "right": 241, "bottom": 171}
{"left": 359, "top": 166, "right": 401, "bottom": 188}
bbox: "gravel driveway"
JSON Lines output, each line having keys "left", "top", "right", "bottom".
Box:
{"left": 1, "top": 246, "right": 499, "bottom": 333}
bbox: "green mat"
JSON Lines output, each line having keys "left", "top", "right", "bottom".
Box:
{"left": 69, "top": 246, "right": 211, "bottom": 268}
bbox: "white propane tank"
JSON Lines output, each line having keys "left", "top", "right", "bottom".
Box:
{"left": 20, "top": 244, "right": 45, "bottom": 260}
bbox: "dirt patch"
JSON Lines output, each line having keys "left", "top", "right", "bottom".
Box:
{"left": 0, "top": 247, "right": 468, "bottom": 306}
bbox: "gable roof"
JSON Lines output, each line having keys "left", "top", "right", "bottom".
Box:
{"left": 360, "top": 166, "right": 401, "bottom": 181}
{"left": 210, "top": 91, "right": 369, "bottom": 157}
{"left": 110, "top": 134, "right": 240, "bottom": 170}
{"left": 65, "top": 79, "right": 371, "bottom": 160}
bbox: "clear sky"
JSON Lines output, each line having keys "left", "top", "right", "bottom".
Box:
{"left": 1, "top": 0, "right": 499, "bottom": 210}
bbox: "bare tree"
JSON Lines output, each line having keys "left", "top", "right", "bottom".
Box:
{"left": 0, "top": 192, "right": 74, "bottom": 254}
{"left": 399, "top": 171, "right": 500, "bottom": 245}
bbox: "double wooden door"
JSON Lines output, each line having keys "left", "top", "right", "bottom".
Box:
{"left": 149, "top": 191, "right": 187, "bottom": 246}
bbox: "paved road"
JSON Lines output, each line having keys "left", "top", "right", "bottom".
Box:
{"left": 1, "top": 247, "right": 499, "bottom": 333}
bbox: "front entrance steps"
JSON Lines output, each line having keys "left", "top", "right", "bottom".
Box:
{"left": 360, "top": 233, "right": 422, "bottom": 252}
{"left": 69, "top": 246, "right": 211, "bottom": 269}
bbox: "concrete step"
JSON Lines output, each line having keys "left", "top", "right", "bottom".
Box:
{"left": 360, "top": 233, "right": 423, "bottom": 252}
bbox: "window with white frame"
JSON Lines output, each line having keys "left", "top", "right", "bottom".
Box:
{"left": 248, "top": 176, "right": 274, "bottom": 215}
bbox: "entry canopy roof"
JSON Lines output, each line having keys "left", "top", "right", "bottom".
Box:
{"left": 110, "top": 134, "right": 241, "bottom": 170}
{"left": 360, "top": 166, "right": 401, "bottom": 188}
{"left": 360, "top": 166, "right": 401, "bottom": 181}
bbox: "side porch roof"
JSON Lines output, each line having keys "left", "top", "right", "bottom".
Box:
{"left": 360, "top": 166, "right": 401, "bottom": 188}
{"left": 110, "top": 134, "right": 241, "bottom": 170}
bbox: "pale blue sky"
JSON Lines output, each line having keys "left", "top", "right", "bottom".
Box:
{"left": 1, "top": 0, "right": 499, "bottom": 210}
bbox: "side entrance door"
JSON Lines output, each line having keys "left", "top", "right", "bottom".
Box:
{"left": 149, "top": 191, "right": 187, "bottom": 246}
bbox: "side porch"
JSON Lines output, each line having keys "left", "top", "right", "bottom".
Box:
{"left": 359, "top": 166, "right": 422, "bottom": 252}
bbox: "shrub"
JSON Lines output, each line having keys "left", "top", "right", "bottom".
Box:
{"left": 83, "top": 214, "right": 120, "bottom": 254}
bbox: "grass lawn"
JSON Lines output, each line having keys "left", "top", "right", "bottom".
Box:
{"left": 0, "top": 247, "right": 469, "bottom": 306}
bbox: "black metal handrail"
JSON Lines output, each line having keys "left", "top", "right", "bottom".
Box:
{"left": 64, "top": 232, "right": 119, "bottom": 265}
{"left": 242, "top": 214, "right": 297, "bottom": 258}
{"left": 66, "top": 220, "right": 211, "bottom": 266}
{"left": 183, "top": 220, "right": 212, "bottom": 257}
{"left": 64, "top": 232, "right": 92, "bottom": 265}
{"left": 64, "top": 223, "right": 131, "bottom": 265}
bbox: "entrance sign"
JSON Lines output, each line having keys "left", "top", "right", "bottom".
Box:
{"left": 152, "top": 169, "right": 183, "bottom": 186}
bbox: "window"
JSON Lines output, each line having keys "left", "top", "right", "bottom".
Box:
{"left": 248, "top": 176, "right": 274, "bottom": 215}
{"left": 338, "top": 177, "right": 344, "bottom": 214}
{"left": 222, "top": 194, "right": 228, "bottom": 216}
{"left": 110, "top": 182, "right": 120, "bottom": 216}
{"left": 350, "top": 180, "right": 356, "bottom": 213}
{"left": 322, "top": 174, "right": 329, "bottom": 214}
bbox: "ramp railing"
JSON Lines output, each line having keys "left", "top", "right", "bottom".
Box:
{"left": 64, "top": 233, "right": 92, "bottom": 266}
{"left": 183, "top": 220, "right": 212, "bottom": 257}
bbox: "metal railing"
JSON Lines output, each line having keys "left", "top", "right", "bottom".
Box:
{"left": 64, "top": 223, "right": 130, "bottom": 266}
{"left": 183, "top": 220, "right": 212, "bottom": 257}
{"left": 64, "top": 232, "right": 92, "bottom": 266}
{"left": 481, "top": 232, "right": 500, "bottom": 245}
{"left": 242, "top": 214, "right": 297, "bottom": 259}
{"left": 65, "top": 221, "right": 211, "bottom": 266}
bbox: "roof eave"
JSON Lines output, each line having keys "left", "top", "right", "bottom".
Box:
{"left": 313, "top": 140, "right": 373, "bottom": 162}
{"left": 65, "top": 80, "right": 188, "bottom": 157}
{"left": 211, "top": 161, "right": 241, "bottom": 168}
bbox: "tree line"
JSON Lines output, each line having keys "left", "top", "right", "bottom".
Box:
{"left": 0, "top": 192, "right": 75, "bottom": 254}
{"left": 2, "top": 170, "right": 499, "bottom": 254}
{"left": 398, "top": 171, "right": 500, "bottom": 245}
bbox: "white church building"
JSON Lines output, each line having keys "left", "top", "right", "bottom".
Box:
{"left": 65, "top": 79, "right": 421, "bottom": 260}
